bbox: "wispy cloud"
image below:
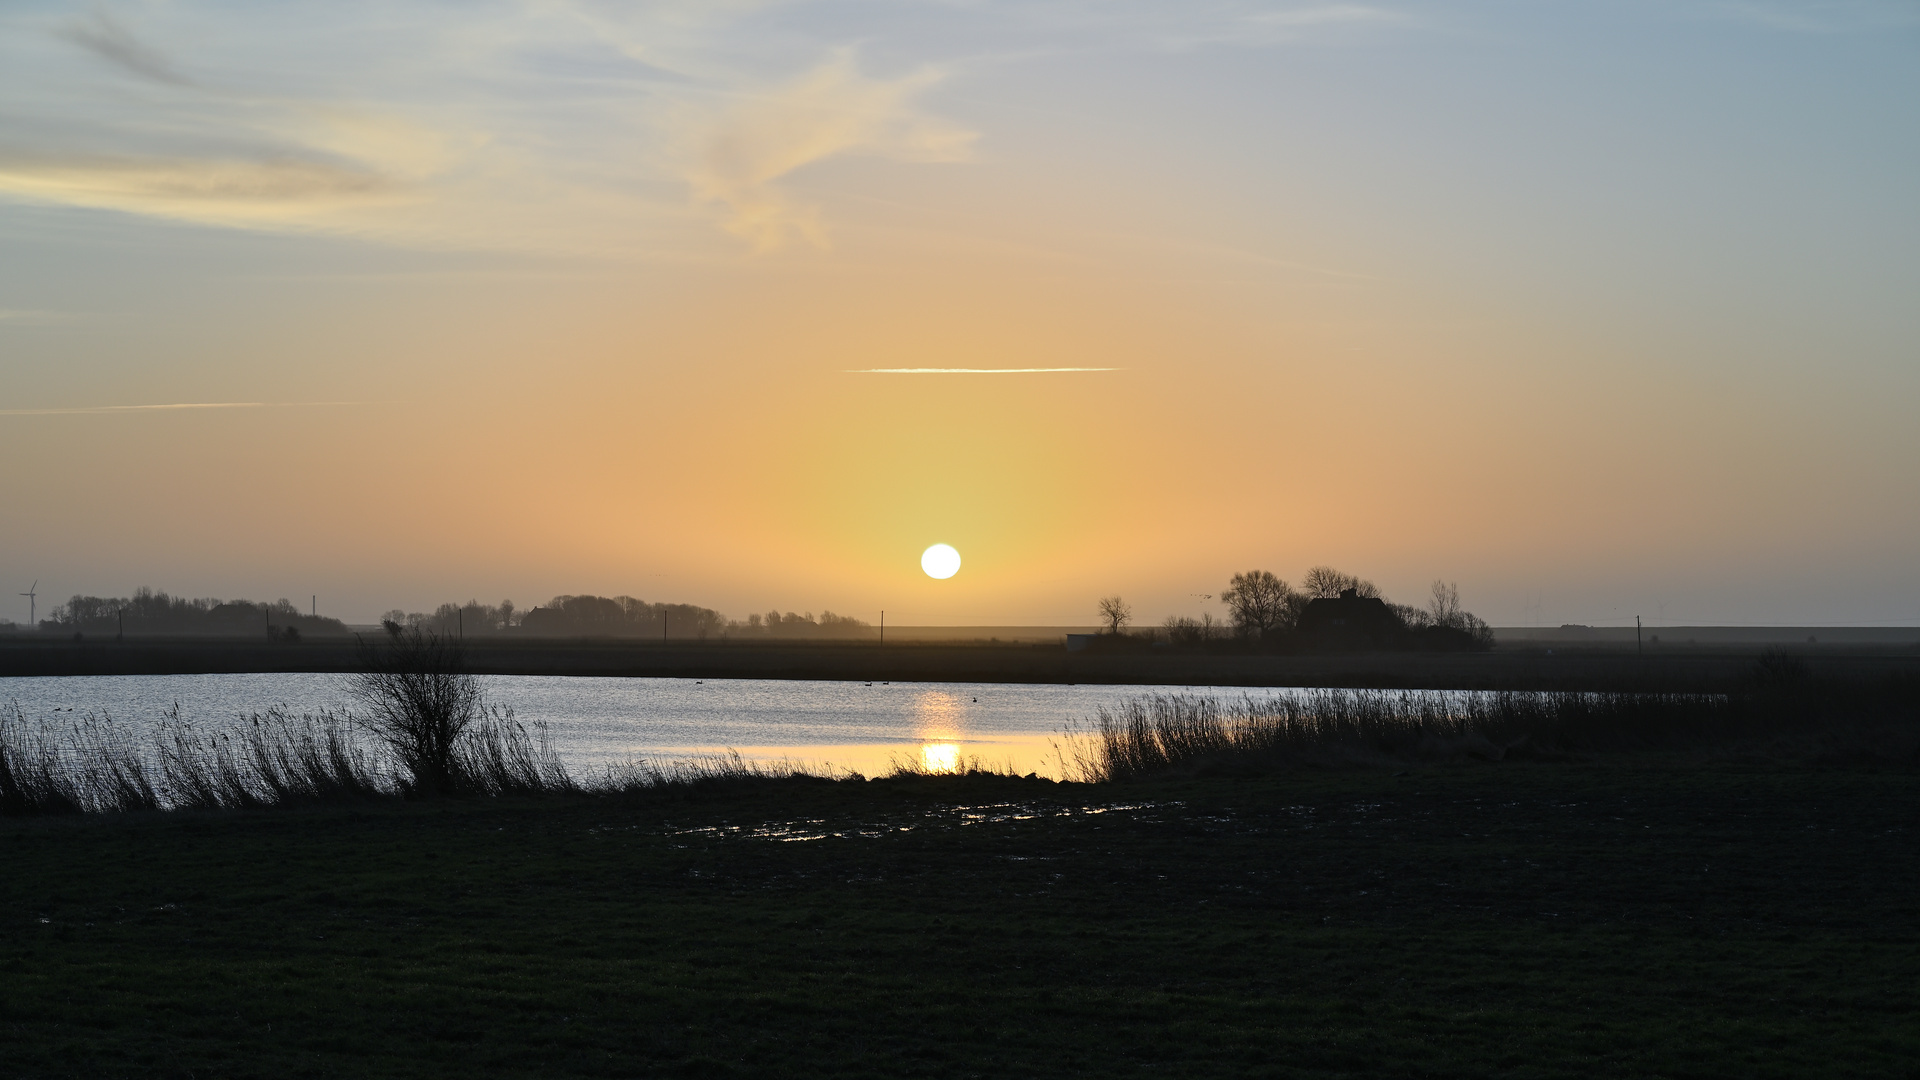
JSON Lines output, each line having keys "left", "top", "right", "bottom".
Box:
{"left": 0, "top": 154, "right": 398, "bottom": 224}
{"left": 848, "top": 367, "right": 1121, "bottom": 374}
{"left": 58, "top": 10, "right": 194, "bottom": 86}
{"left": 0, "top": 2, "right": 1408, "bottom": 252}
{"left": 0, "top": 401, "right": 375, "bottom": 416}
{"left": 680, "top": 51, "right": 976, "bottom": 250}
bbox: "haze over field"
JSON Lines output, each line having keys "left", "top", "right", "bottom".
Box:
{"left": 1, "top": 1, "right": 1916, "bottom": 628}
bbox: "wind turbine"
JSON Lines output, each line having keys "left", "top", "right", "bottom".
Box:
{"left": 20, "top": 580, "right": 37, "bottom": 627}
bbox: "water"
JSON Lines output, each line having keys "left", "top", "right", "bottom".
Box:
{"left": 0, "top": 673, "right": 1238, "bottom": 779}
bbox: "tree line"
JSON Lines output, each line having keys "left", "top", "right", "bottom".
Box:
{"left": 14, "top": 588, "right": 874, "bottom": 642}
{"left": 1102, "top": 566, "right": 1495, "bottom": 651}
{"left": 381, "top": 595, "right": 873, "bottom": 641}
{"left": 32, "top": 588, "right": 347, "bottom": 641}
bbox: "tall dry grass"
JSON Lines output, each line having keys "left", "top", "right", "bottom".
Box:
{"left": 0, "top": 701, "right": 578, "bottom": 815}
{"left": 1056, "top": 689, "right": 1795, "bottom": 781}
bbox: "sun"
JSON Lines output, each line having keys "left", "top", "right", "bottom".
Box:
{"left": 920, "top": 543, "right": 961, "bottom": 580}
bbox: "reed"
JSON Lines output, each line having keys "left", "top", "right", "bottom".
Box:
{"left": 591, "top": 750, "right": 831, "bottom": 794}
{"left": 1061, "top": 689, "right": 1759, "bottom": 781}
{"left": 157, "top": 706, "right": 395, "bottom": 809}
{"left": 0, "top": 700, "right": 584, "bottom": 815}
{"left": 451, "top": 708, "right": 577, "bottom": 797}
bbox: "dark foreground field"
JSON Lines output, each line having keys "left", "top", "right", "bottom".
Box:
{"left": 4, "top": 763, "right": 1916, "bottom": 1078}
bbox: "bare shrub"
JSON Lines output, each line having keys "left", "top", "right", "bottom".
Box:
{"left": 346, "top": 626, "right": 485, "bottom": 797}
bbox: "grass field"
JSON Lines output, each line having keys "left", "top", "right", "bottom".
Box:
{"left": 4, "top": 761, "right": 1916, "bottom": 1078}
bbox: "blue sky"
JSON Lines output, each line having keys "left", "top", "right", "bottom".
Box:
{"left": 2, "top": 1, "right": 1916, "bottom": 625}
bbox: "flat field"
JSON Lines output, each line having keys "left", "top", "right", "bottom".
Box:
{"left": 3, "top": 762, "right": 1916, "bottom": 1078}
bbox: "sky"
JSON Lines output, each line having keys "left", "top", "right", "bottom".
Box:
{"left": 1, "top": 0, "right": 1916, "bottom": 628}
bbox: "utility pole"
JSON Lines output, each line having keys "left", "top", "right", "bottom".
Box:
{"left": 880, "top": 610, "right": 884, "bottom": 647}
{"left": 1636, "top": 615, "right": 1642, "bottom": 655}
{"left": 312, "top": 595, "right": 316, "bottom": 618}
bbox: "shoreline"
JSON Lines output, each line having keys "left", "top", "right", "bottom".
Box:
{"left": 2, "top": 636, "right": 1916, "bottom": 691}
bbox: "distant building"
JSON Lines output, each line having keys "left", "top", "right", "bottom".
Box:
{"left": 1298, "top": 588, "right": 1403, "bottom": 647}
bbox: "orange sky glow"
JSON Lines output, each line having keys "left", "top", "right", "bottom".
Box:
{"left": 2, "top": 1, "right": 1916, "bottom": 627}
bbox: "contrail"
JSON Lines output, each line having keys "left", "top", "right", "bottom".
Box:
{"left": 0, "top": 401, "right": 376, "bottom": 416}
{"left": 846, "top": 367, "right": 1122, "bottom": 374}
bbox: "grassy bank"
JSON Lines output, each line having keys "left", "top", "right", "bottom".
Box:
{"left": 1066, "top": 683, "right": 1920, "bottom": 779}
{"left": 3, "top": 763, "right": 1917, "bottom": 1078}
{"left": 5, "top": 635, "right": 1917, "bottom": 692}
{"left": 9, "top": 672, "right": 1916, "bottom": 815}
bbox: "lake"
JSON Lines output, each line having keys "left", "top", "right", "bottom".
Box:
{"left": 0, "top": 673, "right": 1250, "bottom": 779}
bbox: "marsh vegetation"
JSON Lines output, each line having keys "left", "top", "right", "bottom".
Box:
{"left": 6, "top": 641, "right": 1913, "bottom": 818}
{"left": 2, "top": 634, "right": 1914, "bottom": 1077}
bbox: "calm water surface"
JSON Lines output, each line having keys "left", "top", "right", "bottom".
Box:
{"left": 0, "top": 673, "right": 1250, "bottom": 778}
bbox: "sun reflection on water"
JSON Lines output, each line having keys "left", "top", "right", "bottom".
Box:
{"left": 919, "top": 742, "right": 961, "bottom": 773}
{"left": 911, "top": 689, "right": 968, "bottom": 773}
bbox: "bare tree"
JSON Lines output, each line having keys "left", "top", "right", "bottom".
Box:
{"left": 1163, "top": 613, "right": 1219, "bottom": 647}
{"left": 1392, "top": 602, "right": 1433, "bottom": 630}
{"left": 346, "top": 626, "right": 484, "bottom": 797}
{"left": 1428, "top": 580, "right": 1463, "bottom": 630}
{"left": 1300, "top": 566, "right": 1380, "bottom": 599}
{"left": 1097, "top": 595, "right": 1133, "bottom": 635}
{"left": 1221, "top": 571, "right": 1297, "bottom": 638}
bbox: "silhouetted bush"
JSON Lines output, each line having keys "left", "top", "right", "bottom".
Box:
{"left": 347, "top": 626, "right": 487, "bottom": 797}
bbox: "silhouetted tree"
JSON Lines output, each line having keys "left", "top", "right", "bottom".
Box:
{"left": 346, "top": 626, "right": 483, "bottom": 797}
{"left": 1097, "top": 596, "right": 1133, "bottom": 634}
{"left": 1163, "top": 613, "right": 1219, "bottom": 646}
{"left": 1392, "top": 602, "right": 1432, "bottom": 630}
{"left": 1301, "top": 566, "right": 1380, "bottom": 600}
{"left": 1423, "top": 580, "right": 1494, "bottom": 649}
{"left": 43, "top": 588, "right": 347, "bottom": 638}
{"left": 1222, "top": 571, "right": 1297, "bottom": 638}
